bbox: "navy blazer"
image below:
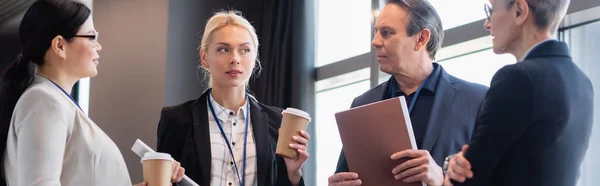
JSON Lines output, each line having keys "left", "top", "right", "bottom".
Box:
{"left": 156, "top": 90, "right": 304, "bottom": 186}
{"left": 336, "top": 65, "right": 488, "bottom": 172}
{"left": 455, "top": 40, "right": 594, "bottom": 186}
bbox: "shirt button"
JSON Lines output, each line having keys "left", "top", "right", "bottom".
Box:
{"left": 232, "top": 142, "right": 236, "bottom": 146}
{"left": 229, "top": 112, "right": 234, "bottom": 116}
{"left": 233, "top": 122, "right": 237, "bottom": 126}
{"left": 228, "top": 182, "right": 232, "bottom": 185}
{"left": 230, "top": 161, "right": 234, "bottom": 165}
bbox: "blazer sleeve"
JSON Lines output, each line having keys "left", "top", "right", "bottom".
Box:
{"left": 13, "top": 89, "right": 72, "bottom": 186}
{"left": 275, "top": 156, "right": 306, "bottom": 186}
{"left": 268, "top": 106, "right": 305, "bottom": 186}
{"left": 454, "top": 65, "right": 535, "bottom": 186}
{"left": 156, "top": 107, "right": 185, "bottom": 160}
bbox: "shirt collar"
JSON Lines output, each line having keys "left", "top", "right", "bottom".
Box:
{"left": 521, "top": 39, "right": 554, "bottom": 61}
{"left": 208, "top": 93, "right": 249, "bottom": 122}
{"left": 388, "top": 63, "right": 441, "bottom": 97}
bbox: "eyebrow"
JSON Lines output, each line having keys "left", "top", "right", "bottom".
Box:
{"left": 214, "top": 42, "right": 252, "bottom": 47}
{"left": 375, "top": 26, "right": 394, "bottom": 31}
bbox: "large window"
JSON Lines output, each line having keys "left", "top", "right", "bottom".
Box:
{"left": 313, "top": 1, "right": 512, "bottom": 185}
{"left": 438, "top": 49, "right": 514, "bottom": 86}
{"left": 429, "top": 0, "right": 487, "bottom": 29}
{"left": 316, "top": 0, "right": 372, "bottom": 67}
{"left": 563, "top": 20, "right": 600, "bottom": 186}
{"left": 314, "top": 0, "right": 376, "bottom": 184}
{"left": 310, "top": 0, "right": 599, "bottom": 185}
{"left": 315, "top": 69, "right": 370, "bottom": 185}
{"left": 435, "top": 36, "right": 516, "bottom": 86}
{"left": 378, "top": 36, "right": 516, "bottom": 86}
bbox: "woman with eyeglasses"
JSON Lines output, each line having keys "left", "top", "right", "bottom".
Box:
{"left": 0, "top": 1, "right": 184, "bottom": 185}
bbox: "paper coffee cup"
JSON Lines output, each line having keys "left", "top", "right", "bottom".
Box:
{"left": 142, "top": 152, "right": 174, "bottom": 186}
{"left": 276, "top": 108, "right": 311, "bottom": 159}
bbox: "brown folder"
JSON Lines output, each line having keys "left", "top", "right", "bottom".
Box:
{"left": 335, "top": 97, "right": 424, "bottom": 186}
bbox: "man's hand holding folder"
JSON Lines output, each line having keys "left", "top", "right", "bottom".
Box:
{"left": 391, "top": 149, "right": 443, "bottom": 185}
{"left": 328, "top": 149, "right": 443, "bottom": 186}
{"left": 332, "top": 97, "right": 442, "bottom": 186}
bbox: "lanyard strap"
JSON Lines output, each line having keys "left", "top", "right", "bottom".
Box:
{"left": 391, "top": 68, "right": 436, "bottom": 114}
{"left": 207, "top": 94, "right": 249, "bottom": 186}
{"left": 47, "top": 79, "right": 84, "bottom": 113}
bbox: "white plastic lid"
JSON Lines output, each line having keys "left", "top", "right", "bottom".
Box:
{"left": 282, "top": 108, "right": 311, "bottom": 122}
{"left": 141, "top": 152, "right": 174, "bottom": 163}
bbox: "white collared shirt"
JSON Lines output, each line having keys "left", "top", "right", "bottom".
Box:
{"left": 208, "top": 94, "right": 258, "bottom": 186}
{"left": 520, "top": 39, "right": 554, "bottom": 61}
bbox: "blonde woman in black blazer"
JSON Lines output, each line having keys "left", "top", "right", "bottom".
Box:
{"left": 157, "top": 11, "right": 309, "bottom": 186}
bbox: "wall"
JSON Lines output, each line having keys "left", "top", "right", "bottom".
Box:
{"left": 90, "top": 0, "right": 312, "bottom": 183}
{"left": 92, "top": 0, "right": 169, "bottom": 182}
{"left": 92, "top": 0, "right": 255, "bottom": 182}
{"left": 165, "top": 0, "right": 254, "bottom": 106}
{"left": 164, "top": 0, "right": 204, "bottom": 105}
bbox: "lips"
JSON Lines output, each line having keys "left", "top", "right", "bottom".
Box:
{"left": 226, "top": 69, "right": 242, "bottom": 77}
{"left": 226, "top": 69, "right": 241, "bottom": 74}
{"left": 376, "top": 53, "right": 387, "bottom": 61}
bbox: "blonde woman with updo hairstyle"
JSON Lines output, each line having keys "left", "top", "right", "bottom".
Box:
{"left": 156, "top": 11, "right": 309, "bottom": 186}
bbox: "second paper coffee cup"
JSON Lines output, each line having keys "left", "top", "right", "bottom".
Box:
{"left": 142, "top": 152, "right": 174, "bottom": 186}
{"left": 276, "top": 108, "right": 311, "bottom": 159}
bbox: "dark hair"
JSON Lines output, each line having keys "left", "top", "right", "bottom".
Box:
{"left": 507, "top": 0, "right": 570, "bottom": 32}
{"left": 387, "top": 0, "right": 444, "bottom": 60}
{"left": 0, "top": 0, "right": 91, "bottom": 183}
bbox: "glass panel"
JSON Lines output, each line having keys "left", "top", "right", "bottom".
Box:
{"left": 77, "top": 77, "right": 90, "bottom": 113}
{"left": 438, "top": 49, "right": 515, "bottom": 86}
{"left": 565, "top": 21, "right": 600, "bottom": 186}
{"left": 379, "top": 73, "right": 391, "bottom": 85}
{"left": 316, "top": 68, "right": 370, "bottom": 92}
{"left": 436, "top": 36, "right": 495, "bottom": 61}
{"left": 377, "top": 36, "right": 514, "bottom": 86}
{"left": 315, "top": 80, "right": 370, "bottom": 186}
{"left": 430, "top": 0, "right": 487, "bottom": 30}
{"left": 316, "top": 0, "right": 372, "bottom": 67}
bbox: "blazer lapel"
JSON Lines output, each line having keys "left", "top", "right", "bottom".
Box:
{"left": 379, "top": 77, "right": 395, "bottom": 101}
{"left": 421, "top": 69, "right": 458, "bottom": 151}
{"left": 249, "top": 99, "right": 270, "bottom": 186}
{"left": 191, "top": 91, "right": 212, "bottom": 186}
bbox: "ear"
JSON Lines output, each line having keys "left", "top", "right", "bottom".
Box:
{"left": 414, "top": 28, "right": 431, "bottom": 52}
{"left": 251, "top": 52, "right": 257, "bottom": 69}
{"left": 514, "top": 0, "right": 530, "bottom": 26}
{"left": 50, "top": 35, "right": 67, "bottom": 59}
{"left": 200, "top": 49, "right": 209, "bottom": 68}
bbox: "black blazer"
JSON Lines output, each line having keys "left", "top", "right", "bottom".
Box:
{"left": 336, "top": 65, "right": 488, "bottom": 172}
{"left": 156, "top": 90, "right": 304, "bottom": 186}
{"left": 454, "top": 40, "right": 594, "bottom": 186}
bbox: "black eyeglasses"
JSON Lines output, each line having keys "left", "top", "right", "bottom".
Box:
{"left": 485, "top": 0, "right": 519, "bottom": 21}
{"left": 484, "top": 3, "right": 493, "bottom": 21}
{"left": 73, "top": 32, "right": 99, "bottom": 46}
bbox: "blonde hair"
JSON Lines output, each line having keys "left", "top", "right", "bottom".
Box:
{"left": 199, "top": 10, "right": 261, "bottom": 87}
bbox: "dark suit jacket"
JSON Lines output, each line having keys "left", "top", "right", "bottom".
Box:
{"left": 156, "top": 90, "right": 304, "bottom": 186}
{"left": 455, "top": 40, "right": 594, "bottom": 186}
{"left": 336, "top": 65, "right": 488, "bottom": 172}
